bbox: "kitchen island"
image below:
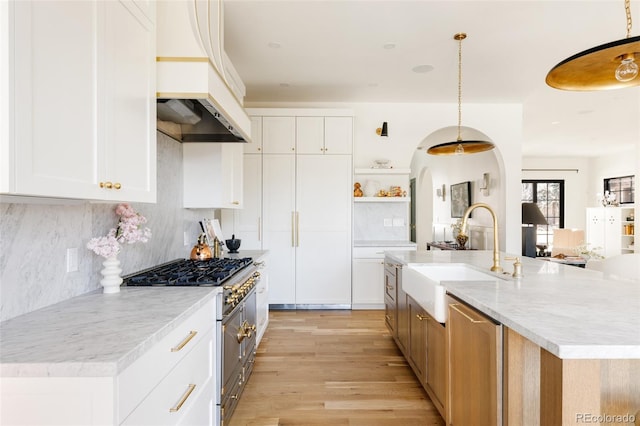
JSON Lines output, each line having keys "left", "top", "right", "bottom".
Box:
{"left": 385, "top": 249, "right": 640, "bottom": 426}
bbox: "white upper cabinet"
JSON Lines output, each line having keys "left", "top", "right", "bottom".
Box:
{"left": 2, "top": 0, "right": 156, "bottom": 202}
{"left": 262, "top": 116, "right": 296, "bottom": 154}
{"left": 183, "top": 143, "right": 243, "bottom": 209}
{"left": 244, "top": 116, "right": 263, "bottom": 154}
{"left": 296, "top": 116, "right": 353, "bottom": 155}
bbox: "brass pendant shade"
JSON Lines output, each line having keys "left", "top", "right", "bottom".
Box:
{"left": 546, "top": 0, "right": 640, "bottom": 90}
{"left": 427, "top": 33, "right": 495, "bottom": 156}
{"left": 427, "top": 140, "right": 495, "bottom": 155}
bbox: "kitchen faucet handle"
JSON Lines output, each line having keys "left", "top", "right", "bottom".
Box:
{"left": 504, "top": 256, "right": 523, "bottom": 278}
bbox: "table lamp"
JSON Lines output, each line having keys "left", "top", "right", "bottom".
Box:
{"left": 522, "top": 203, "right": 548, "bottom": 257}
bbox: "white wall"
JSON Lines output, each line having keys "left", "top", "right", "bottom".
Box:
{"left": 588, "top": 149, "right": 636, "bottom": 207}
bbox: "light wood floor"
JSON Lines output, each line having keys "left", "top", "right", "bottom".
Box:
{"left": 228, "top": 310, "right": 445, "bottom": 426}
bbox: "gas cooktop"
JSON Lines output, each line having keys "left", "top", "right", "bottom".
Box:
{"left": 123, "top": 257, "right": 253, "bottom": 287}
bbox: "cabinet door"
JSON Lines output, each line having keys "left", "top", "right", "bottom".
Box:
{"left": 225, "top": 154, "right": 262, "bottom": 249}
{"left": 103, "top": 0, "right": 156, "bottom": 202}
{"left": 295, "top": 155, "right": 352, "bottom": 305}
{"left": 396, "top": 278, "right": 409, "bottom": 354}
{"left": 183, "top": 143, "right": 242, "bottom": 209}
{"left": 408, "top": 297, "right": 427, "bottom": 382}
{"left": 603, "top": 208, "right": 622, "bottom": 257}
{"left": 262, "top": 154, "right": 296, "bottom": 304}
{"left": 262, "top": 116, "right": 295, "bottom": 154}
{"left": 586, "top": 208, "right": 605, "bottom": 252}
{"left": 426, "top": 317, "right": 446, "bottom": 415}
{"left": 448, "top": 300, "right": 501, "bottom": 426}
{"left": 11, "top": 1, "right": 101, "bottom": 199}
{"left": 245, "top": 116, "right": 263, "bottom": 154}
{"left": 296, "top": 116, "right": 324, "bottom": 154}
{"left": 324, "top": 116, "right": 353, "bottom": 154}
{"left": 352, "top": 258, "right": 385, "bottom": 307}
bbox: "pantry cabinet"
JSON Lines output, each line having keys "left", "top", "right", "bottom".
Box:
{"left": 231, "top": 109, "right": 353, "bottom": 307}
{"left": 296, "top": 116, "right": 353, "bottom": 154}
{"left": 2, "top": 0, "right": 156, "bottom": 202}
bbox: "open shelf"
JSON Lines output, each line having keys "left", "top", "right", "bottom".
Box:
{"left": 354, "top": 197, "right": 410, "bottom": 203}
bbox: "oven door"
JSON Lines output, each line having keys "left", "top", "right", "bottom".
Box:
{"left": 222, "top": 304, "right": 243, "bottom": 405}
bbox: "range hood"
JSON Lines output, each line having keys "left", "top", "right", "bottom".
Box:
{"left": 156, "top": 1, "right": 251, "bottom": 143}
{"left": 157, "top": 98, "right": 246, "bottom": 143}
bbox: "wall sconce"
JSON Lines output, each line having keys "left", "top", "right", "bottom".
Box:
{"left": 436, "top": 184, "right": 446, "bottom": 201}
{"left": 480, "top": 172, "right": 490, "bottom": 196}
{"left": 375, "top": 122, "right": 388, "bottom": 137}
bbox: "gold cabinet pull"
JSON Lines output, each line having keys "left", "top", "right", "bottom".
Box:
{"left": 416, "top": 314, "right": 429, "bottom": 321}
{"left": 232, "top": 201, "right": 239, "bottom": 205}
{"left": 99, "top": 181, "right": 121, "bottom": 190}
{"left": 171, "top": 330, "right": 197, "bottom": 352}
{"left": 450, "top": 304, "right": 487, "bottom": 324}
{"left": 169, "top": 384, "right": 196, "bottom": 412}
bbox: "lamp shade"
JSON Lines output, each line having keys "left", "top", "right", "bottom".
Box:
{"left": 522, "top": 203, "right": 548, "bottom": 225}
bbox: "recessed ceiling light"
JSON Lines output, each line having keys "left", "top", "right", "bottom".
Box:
{"left": 551, "top": 121, "right": 560, "bottom": 125}
{"left": 412, "top": 64, "right": 434, "bottom": 74}
{"left": 578, "top": 109, "right": 594, "bottom": 115}
{"left": 268, "top": 42, "right": 282, "bottom": 49}
{"left": 383, "top": 42, "right": 396, "bottom": 50}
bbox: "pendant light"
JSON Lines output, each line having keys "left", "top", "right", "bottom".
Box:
{"left": 546, "top": 0, "right": 640, "bottom": 90}
{"left": 427, "top": 33, "right": 495, "bottom": 156}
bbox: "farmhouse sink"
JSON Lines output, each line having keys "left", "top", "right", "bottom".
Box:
{"left": 403, "top": 263, "right": 506, "bottom": 323}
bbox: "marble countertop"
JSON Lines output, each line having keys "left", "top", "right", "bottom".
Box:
{"left": 385, "top": 250, "right": 640, "bottom": 360}
{"left": 0, "top": 287, "right": 219, "bottom": 377}
{"left": 0, "top": 251, "right": 269, "bottom": 378}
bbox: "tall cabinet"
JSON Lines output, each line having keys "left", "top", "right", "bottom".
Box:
{"left": 586, "top": 206, "right": 635, "bottom": 257}
{"left": 222, "top": 110, "right": 353, "bottom": 307}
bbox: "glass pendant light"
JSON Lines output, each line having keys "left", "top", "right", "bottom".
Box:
{"left": 546, "top": 0, "right": 640, "bottom": 90}
{"left": 427, "top": 33, "right": 495, "bottom": 156}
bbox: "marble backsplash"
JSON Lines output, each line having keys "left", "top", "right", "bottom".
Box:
{"left": 353, "top": 202, "right": 409, "bottom": 241}
{"left": 0, "top": 132, "right": 215, "bottom": 321}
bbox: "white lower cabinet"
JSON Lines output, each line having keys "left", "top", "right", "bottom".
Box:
{"left": 352, "top": 246, "right": 415, "bottom": 309}
{"left": 353, "top": 257, "right": 385, "bottom": 308}
{"left": 0, "top": 299, "right": 216, "bottom": 426}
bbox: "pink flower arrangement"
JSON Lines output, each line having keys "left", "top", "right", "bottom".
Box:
{"left": 87, "top": 203, "right": 152, "bottom": 259}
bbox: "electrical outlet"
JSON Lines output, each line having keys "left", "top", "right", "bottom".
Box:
{"left": 66, "top": 248, "right": 78, "bottom": 273}
{"left": 383, "top": 218, "right": 393, "bottom": 227}
{"left": 393, "top": 218, "right": 405, "bottom": 227}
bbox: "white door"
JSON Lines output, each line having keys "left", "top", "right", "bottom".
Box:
{"left": 263, "top": 154, "right": 296, "bottom": 304}
{"left": 262, "top": 116, "right": 295, "bottom": 154}
{"left": 296, "top": 116, "right": 324, "bottom": 154}
{"left": 235, "top": 154, "right": 262, "bottom": 249}
{"left": 603, "top": 208, "right": 621, "bottom": 257}
{"left": 586, "top": 208, "right": 605, "bottom": 253}
{"left": 324, "top": 116, "right": 353, "bottom": 154}
{"left": 12, "top": 1, "right": 101, "bottom": 199}
{"left": 295, "top": 155, "right": 352, "bottom": 305}
{"left": 352, "top": 258, "right": 385, "bottom": 307}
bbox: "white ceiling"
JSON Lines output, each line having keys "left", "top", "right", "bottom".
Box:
{"left": 223, "top": 0, "right": 640, "bottom": 157}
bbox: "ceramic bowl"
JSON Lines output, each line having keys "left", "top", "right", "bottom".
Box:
{"left": 225, "top": 238, "right": 241, "bottom": 253}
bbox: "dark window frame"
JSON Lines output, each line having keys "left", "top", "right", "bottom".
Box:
{"left": 604, "top": 175, "right": 634, "bottom": 205}
{"left": 521, "top": 180, "right": 565, "bottom": 249}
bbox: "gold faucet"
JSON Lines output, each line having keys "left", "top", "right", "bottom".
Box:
{"left": 457, "top": 202, "right": 503, "bottom": 273}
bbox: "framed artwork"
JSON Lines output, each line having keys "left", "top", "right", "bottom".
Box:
{"left": 451, "top": 181, "right": 471, "bottom": 218}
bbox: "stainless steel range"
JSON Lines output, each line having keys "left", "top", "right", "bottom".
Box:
{"left": 123, "top": 257, "right": 260, "bottom": 425}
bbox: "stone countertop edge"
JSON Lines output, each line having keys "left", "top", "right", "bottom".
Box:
{"left": 384, "top": 249, "right": 640, "bottom": 360}
{"left": 0, "top": 250, "right": 270, "bottom": 378}
{"left": 353, "top": 240, "right": 417, "bottom": 247}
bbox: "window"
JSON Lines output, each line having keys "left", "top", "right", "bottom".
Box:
{"left": 521, "top": 180, "right": 564, "bottom": 249}
{"left": 604, "top": 175, "right": 634, "bottom": 205}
